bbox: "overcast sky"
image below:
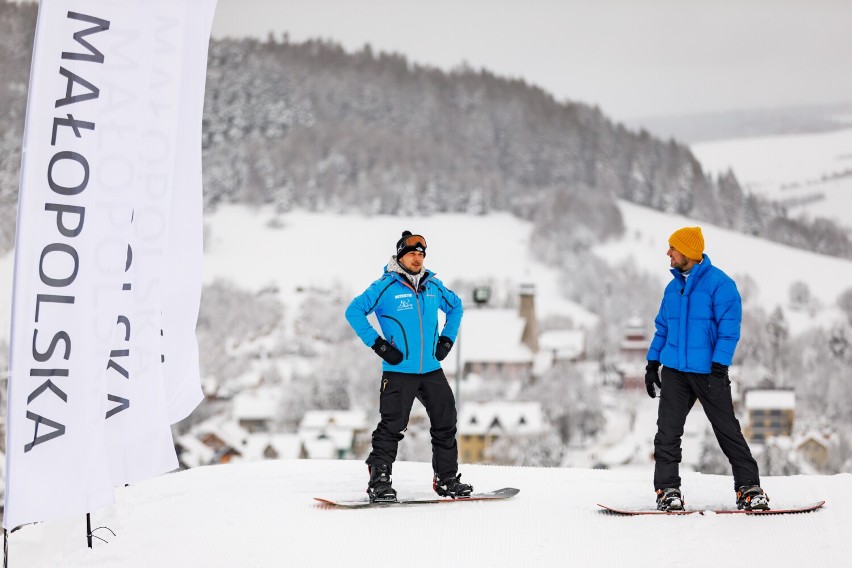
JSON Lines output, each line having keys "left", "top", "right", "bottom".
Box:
{"left": 210, "top": 0, "right": 852, "bottom": 123}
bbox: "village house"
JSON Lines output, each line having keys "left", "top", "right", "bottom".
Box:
{"left": 242, "top": 433, "right": 303, "bottom": 461}
{"left": 174, "top": 434, "right": 216, "bottom": 469}
{"left": 443, "top": 284, "right": 540, "bottom": 385}
{"left": 457, "top": 401, "right": 546, "bottom": 463}
{"left": 190, "top": 419, "right": 251, "bottom": 464}
{"left": 232, "top": 387, "right": 280, "bottom": 433}
{"left": 615, "top": 317, "right": 652, "bottom": 390}
{"left": 795, "top": 431, "right": 835, "bottom": 471}
{"left": 538, "top": 329, "right": 586, "bottom": 364}
{"left": 298, "top": 410, "right": 369, "bottom": 459}
{"left": 743, "top": 389, "right": 796, "bottom": 444}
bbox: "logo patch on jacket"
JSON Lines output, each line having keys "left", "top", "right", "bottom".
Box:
{"left": 397, "top": 299, "right": 414, "bottom": 311}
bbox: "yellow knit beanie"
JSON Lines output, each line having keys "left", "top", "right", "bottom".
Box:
{"left": 669, "top": 227, "right": 704, "bottom": 261}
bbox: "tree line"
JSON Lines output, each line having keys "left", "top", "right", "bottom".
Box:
{"left": 1, "top": 1, "right": 850, "bottom": 260}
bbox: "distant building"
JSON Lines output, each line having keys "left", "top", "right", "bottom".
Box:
{"left": 243, "top": 433, "right": 304, "bottom": 461}
{"left": 180, "top": 416, "right": 311, "bottom": 467}
{"left": 298, "top": 410, "right": 369, "bottom": 459}
{"left": 443, "top": 309, "right": 535, "bottom": 383}
{"left": 538, "top": 329, "right": 586, "bottom": 364}
{"left": 192, "top": 420, "right": 250, "bottom": 464}
{"left": 175, "top": 434, "right": 216, "bottom": 469}
{"left": 616, "top": 317, "right": 652, "bottom": 390}
{"left": 443, "top": 284, "right": 542, "bottom": 384}
{"left": 458, "top": 402, "right": 546, "bottom": 463}
{"left": 743, "top": 389, "right": 796, "bottom": 443}
{"left": 518, "top": 283, "right": 539, "bottom": 353}
{"left": 232, "top": 388, "right": 280, "bottom": 433}
{"left": 795, "top": 431, "right": 834, "bottom": 471}
{"left": 619, "top": 316, "right": 650, "bottom": 362}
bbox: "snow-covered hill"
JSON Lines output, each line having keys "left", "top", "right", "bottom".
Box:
{"left": 201, "top": 207, "right": 597, "bottom": 325}
{"left": 596, "top": 200, "right": 852, "bottom": 333}
{"left": 691, "top": 127, "right": 852, "bottom": 229}
{"left": 2, "top": 127, "right": 851, "bottom": 343}
{"left": 10, "top": 460, "right": 852, "bottom": 568}
{"left": 201, "top": 199, "right": 852, "bottom": 335}
{"left": 3, "top": 196, "right": 852, "bottom": 345}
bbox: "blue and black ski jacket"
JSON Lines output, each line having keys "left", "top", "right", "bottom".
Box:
{"left": 345, "top": 267, "right": 463, "bottom": 374}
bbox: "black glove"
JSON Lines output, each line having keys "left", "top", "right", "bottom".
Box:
{"left": 711, "top": 362, "right": 729, "bottom": 378}
{"left": 645, "top": 360, "right": 662, "bottom": 399}
{"left": 709, "top": 362, "right": 729, "bottom": 399}
{"left": 372, "top": 337, "right": 403, "bottom": 365}
{"left": 435, "top": 336, "right": 453, "bottom": 361}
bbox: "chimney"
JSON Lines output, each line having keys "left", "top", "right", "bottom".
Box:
{"left": 518, "top": 283, "right": 539, "bottom": 353}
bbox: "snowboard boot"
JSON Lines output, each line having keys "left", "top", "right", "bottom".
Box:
{"left": 736, "top": 485, "right": 769, "bottom": 511}
{"left": 367, "top": 464, "right": 397, "bottom": 503}
{"left": 433, "top": 473, "right": 473, "bottom": 499}
{"left": 655, "top": 487, "right": 685, "bottom": 511}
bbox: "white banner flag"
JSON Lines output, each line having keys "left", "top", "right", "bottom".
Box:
{"left": 4, "top": 0, "right": 215, "bottom": 529}
{"left": 158, "top": 0, "right": 213, "bottom": 425}
{"left": 103, "top": 0, "right": 214, "bottom": 486}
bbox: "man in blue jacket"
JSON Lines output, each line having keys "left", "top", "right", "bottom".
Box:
{"left": 645, "top": 226, "right": 768, "bottom": 512}
{"left": 346, "top": 231, "right": 471, "bottom": 502}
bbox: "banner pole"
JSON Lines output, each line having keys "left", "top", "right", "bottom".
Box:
{"left": 86, "top": 514, "right": 92, "bottom": 549}
{"left": 4, "top": 527, "right": 8, "bottom": 568}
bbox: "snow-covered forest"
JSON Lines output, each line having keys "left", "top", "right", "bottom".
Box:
{"left": 1, "top": 1, "right": 852, "bottom": 260}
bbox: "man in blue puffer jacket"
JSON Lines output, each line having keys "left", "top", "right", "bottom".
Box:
{"left": 645, "top": 226, "right": 767, "bottom": 512}
{"left": 346, "top": 230, "right": 471, "bottom": 502}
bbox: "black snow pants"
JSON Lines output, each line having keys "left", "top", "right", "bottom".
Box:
{"left": 654, "top": 366, "right": 760, "bottom": 491}
{"left": 366, "top": 368, "right": 459, "bottom": 479}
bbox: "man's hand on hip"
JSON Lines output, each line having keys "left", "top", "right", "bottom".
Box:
{"left": 372, "top": 337, "right": 403, "bottom": 365}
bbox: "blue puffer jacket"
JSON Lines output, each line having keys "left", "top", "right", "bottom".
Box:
{"left": 647, "top": 254, "right": 741, "bottom": 373}
{"left": 345, "top": 267, "right": 463, "bottom": 374}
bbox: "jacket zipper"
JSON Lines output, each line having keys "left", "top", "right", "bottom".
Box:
{"left": 416, "top": 293, "right": 423, "bottom": 373}
{"left": 393, "top": 274, "right": 432, "bottom": 372}
{"left": 380, "top": 315, "right": 409, "bottom": 359}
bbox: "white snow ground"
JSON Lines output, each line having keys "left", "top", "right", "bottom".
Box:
{"left": 9, "top": 459, "right": 852, "bottom": 568}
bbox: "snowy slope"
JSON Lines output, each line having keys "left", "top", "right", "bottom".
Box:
{"left": 594, "top": 200, "right": 852, "bottom": 333}
{"left": 202, "top": 206, "right": 598, "bottom": 324}
{"left": 691, "top": 127, "right": 852, "bottom": 228}
{"left": 10, "top": 460, "right": 852, "bottom": 568}
{"left": 206, "top": 203, "right": 852, "bottom": 331}
{"left": 3, "top": 198, "right": 852, "bottom": 344}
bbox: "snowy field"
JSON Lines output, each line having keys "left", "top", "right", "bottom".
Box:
{"left": 206, "top": 199, "right": 852, "bottom": 335}
{"left": 9, "top": 460, "right": 852, "bottom": 568}
{"left": 200, "top": 207, "right": 597, "bottom": 324}
{"left": 691, "top": 127, "right": 852, "bottom": 228}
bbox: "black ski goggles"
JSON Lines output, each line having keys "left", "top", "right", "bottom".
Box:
{"left": 400, "top": 234, "right": 426, "bottom": 249}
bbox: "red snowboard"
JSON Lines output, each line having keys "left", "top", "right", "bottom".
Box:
{"left": 597, "top": 501, "right": 825, "bottom": 515}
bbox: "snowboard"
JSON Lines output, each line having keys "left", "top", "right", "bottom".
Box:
{"left": 597, "top": 501, "right": 825, "bottom": 516}
{"left": 315, "top": 487, "right": 520, "bottom": 509}
{"left": 597, "top": 504, "right": 696, "bottom": 515}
